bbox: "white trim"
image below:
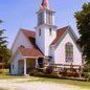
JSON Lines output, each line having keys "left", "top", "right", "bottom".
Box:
{"left": 51, "top": 26, "right": 82, "bottom": 53}
{"left": 35, "top": 23, "right": 57, "bottom": 30}
{"left": 36, "top": 9, "right": 55, "bottom": 14}
{"left": 10, "top": 47, "right": 24, "bottom": 63}
{"left": 35, "top": 58, "right": 38, "bottom": 68}
{"left": 11, "top": 30, "right": 21, "bottom": 50}
{"left": 22, "top": 56, "right": 43, "bottom": 59}
{"left": 24, "top": 58, "right": 27, "bottom": 76}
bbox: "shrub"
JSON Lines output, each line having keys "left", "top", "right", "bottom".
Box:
{"left": 59, "top": 68, "right": 79, "bottom": 77}
{"left": 44, "top": 66, "right": 53, "bottom": 74}
{"left": 83, "top": 72, "right": 90, "bottom": 81}
{"left": 82, "top": 64, "right": 90, "bottom": 81}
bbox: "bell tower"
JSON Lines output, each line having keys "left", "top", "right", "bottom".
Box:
{"left": 37, "top": 0, "right": 55, "bottom": 26}
{"left": 35, "top": 0, "right": 57, "bottom": 56}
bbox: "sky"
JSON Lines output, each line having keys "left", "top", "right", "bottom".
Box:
{"left": 0, "top": 0, "right": 90, "bottom": 48}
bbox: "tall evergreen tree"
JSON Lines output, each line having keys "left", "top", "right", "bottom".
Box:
{"left": 75, "top": 2, "right": 90, "bottom": 64}
{"left": 0, "top": 20, "right": 11, "bottom": 68}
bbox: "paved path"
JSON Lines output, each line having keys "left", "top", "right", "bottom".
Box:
{"left": 0, "top": 78, "right": 80, "bottom": 90}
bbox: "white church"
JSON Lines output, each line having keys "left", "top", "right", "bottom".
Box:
{"left": 11, "top": 0, "right": 83, "bottom": 75}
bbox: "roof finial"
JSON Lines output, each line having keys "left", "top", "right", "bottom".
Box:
{"left": 40, "top": 0, "right": 49, "bottom": 10}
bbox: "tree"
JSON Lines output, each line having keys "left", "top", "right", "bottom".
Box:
{"left": 0, "top": 20, "right": 11, "bottom": 69}
{"left": 75, "top": 2, "right": 90, "bottom": 64}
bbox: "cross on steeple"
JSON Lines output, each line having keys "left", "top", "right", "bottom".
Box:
{"left": 40, "top": 0, "right": 49, "bottom": 9}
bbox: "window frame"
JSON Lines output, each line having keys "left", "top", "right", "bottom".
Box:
{"left": 65, "top": 42, "right": 73, "bottom": 63}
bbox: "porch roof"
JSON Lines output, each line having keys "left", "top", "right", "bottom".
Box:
{"left": 18, "top": 47, "right": 44, "bottom": 58}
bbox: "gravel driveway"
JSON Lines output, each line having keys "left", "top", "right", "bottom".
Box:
{"left": 0, "top": 78, "right": 80, "bottom": 90}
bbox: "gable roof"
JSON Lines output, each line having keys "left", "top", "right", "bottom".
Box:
{"left": 11, "top": 25, "right": 81, "bottom": 59}
{"left": 21, "top": 28, "right": 35, "bottom": 38}
{"left": 51, "top": 26, "right": 69, "bottom": 45}
{"left": 21, "top": 29, "right": 44, "bottom": 57}
{"left": 50, "top": 26, "right": 81, "bottom": 52}
{"left": 18, "top": 47, "right": 43, "bottom": 58}
{"left": 21, "top": 29, "right": 36, "bottom": 47}
{"left": 11, "top": 28, "right": 35, "bottom": 51}
{"left": 21, "top": 29, "right": 37, "bottom": 48}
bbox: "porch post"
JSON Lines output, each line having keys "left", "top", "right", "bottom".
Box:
{"left": 24, "top": 58, "right": 27, "bottom": 76}
{"left": 35, "top": 58, "right": 38, "bottom": 68}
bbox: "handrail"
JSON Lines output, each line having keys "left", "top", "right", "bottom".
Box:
{"left": 50, "top": 64, "right": 83, "bottom": 67}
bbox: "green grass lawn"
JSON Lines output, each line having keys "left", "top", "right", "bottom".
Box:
{"left": 0, "top": 74, "right": 25, "bottom": 79}
{"left": 0, "top": 75, "right": 90, "bottom": 90}
{"left": 0, "top": 69, "right": 25, "bottom": 79}
{"left": 27, "top": 76, "right": 90, "bottom": 90}
{"left": 0, "top": 69, "right": 90, "bottom": 90}
{"left": 0, "top": 89, "right": 7, "bottom": 90}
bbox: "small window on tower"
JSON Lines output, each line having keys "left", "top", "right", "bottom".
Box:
{"left": 39, "top": 29, "right": 41, "bottom": 36}
{"left": 49, "top": 28, "right": 52, "bottom": 35}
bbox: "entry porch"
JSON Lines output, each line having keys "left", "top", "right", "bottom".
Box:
{"left": 18, "top": 57, "right": 45, "bottom": 75}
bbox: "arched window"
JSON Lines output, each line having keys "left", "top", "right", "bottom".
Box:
{"left": 65, "top": 42, "right": 73, "bottom": 62}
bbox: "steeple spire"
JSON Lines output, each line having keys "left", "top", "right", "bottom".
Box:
{"left": 37, "top": 0, "right": 56, "bottom": 26}
{"left": 40, "top": 0, "right": 49, "bottom": 10}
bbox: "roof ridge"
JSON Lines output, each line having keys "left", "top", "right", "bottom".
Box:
{"left": 51, "top": 26, "right": 68, "bottom": 45}
{"left": 57, "top": 26, "right": 69, "bottom": 31}
{"left": 20, "top": 28, "right": 35, "bottom": 33}
{"left": 20, "top": 28, "right": 35, "bottom": 39}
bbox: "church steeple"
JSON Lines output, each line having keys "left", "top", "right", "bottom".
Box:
{"left": 35, "top": 0, "right": 57, "bottom": 56}
{"left": 37, "top": 0, "right": 56, "bottom": 26}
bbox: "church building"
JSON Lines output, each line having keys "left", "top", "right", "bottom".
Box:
{"left": 11, "top": 0, "right": 83, "bottom": 75}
